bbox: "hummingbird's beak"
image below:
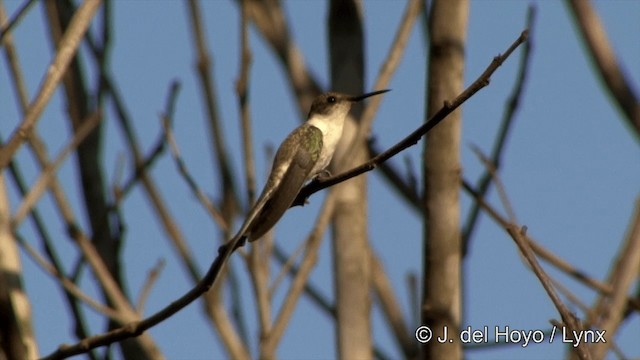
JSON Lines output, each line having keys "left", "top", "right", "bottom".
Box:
{"left": 349, "top": 89, "right": 391, "bottom": 102}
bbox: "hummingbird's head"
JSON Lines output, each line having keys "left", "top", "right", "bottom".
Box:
{"left": 307, "top": 89, "right": 390, "bottom": 121}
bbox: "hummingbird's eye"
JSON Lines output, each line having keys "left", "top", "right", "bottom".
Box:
{"left": 327, "top": 96, "right": 336, "bottom": 103}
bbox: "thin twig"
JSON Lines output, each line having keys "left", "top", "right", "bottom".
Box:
{"left": 463, "top": 5, "right": 536, "bottom": 252}
{"left": 245, "top": 0, "right": 322, "bottom": 115}
{"left": 371, "top": 253, "right": 417, "bottom": 358}
{"left": 114, "top": 81, "right": 182, "bottom": 204}
{"left": 0, "top": 0, "right": 37, "bottom": 43}
{"left": 65, "top": 226, "right": 138, "bottom": 321}
{"left": 271, "top": 243, "right": 334, "bottom": 316}
{"left": 368, "top": 142, "right": 421, "bottom": 210}
{"left": 15, "top": 234, "right": 124, "bottom": 322}
{"left": 469, "top": 144, "right": 517, "bottom": 222}
{"left": 163, "top": 115, "right": 227, "bottom": 228}
{"left": 236, "top": 0, "right": 256, "bottom": 206}
{"left": 261, "top": 195, "right": 337, "bottom": 357}
{"left": 135, "top": 259, "right": 166, "bottom": 314}
{"left": 103, "top": 64, "right": 203, "bottom": 285}
{"left": 269, "top": 238, "right": 307, "bottom": 298}
{"left": 12, "top": 111, "right": 102, "bottom": 226}
{"left": 360, "top": 0, "right": 422, "bottom": 137}
{"left": 462, "top": 179, "right": 640, "bottom": 313}
{"left": 187, "top": 0, "right": 239, "bottom": 222}
{"left": 506, "top": 225, "right": 591, "bottom": 360}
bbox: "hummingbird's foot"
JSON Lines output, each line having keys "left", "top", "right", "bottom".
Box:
{"left": 217, "top": 243, "right": 228, "bottom": 255}
{"left": 315, "top": 169, "right": 332, "bottom": 181}
{"left": 217, "top": 236, "right": 247, "bottom": 255}
{"left": 236, "top": 237, "right": 247, "bottom": 249}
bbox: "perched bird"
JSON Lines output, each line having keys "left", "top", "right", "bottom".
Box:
{"left": 222, "top": 89, "right": 389, "bottom": 252}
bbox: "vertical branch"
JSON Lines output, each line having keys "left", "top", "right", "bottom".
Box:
{"left": 371, "top": 254, "right": 418, "bottom": 358}
{"left": 186, "top": 0, "right": 238, "bottom": 223}
{"left": 236, "top": 0, "right": 256, "bottom": 206}
{"left": 261, "top": 196, "right": 337, "bottom": 357}
{"left": 43, "top": 2, "right": 154, "bottom": 357}
{"left": 421, "top": 1, "right": 468, "bottom": 359}
{"left": 186, "top": 1, "right": 250, "bottom": 357}
{"left": 236, "top": 0, "right": 272, "bottom": 355}
{"left": 327, "top": 1, "right": 371, "bottom": 359}
{"left": 0, "top": 175, "right": 39, "bottom": 360}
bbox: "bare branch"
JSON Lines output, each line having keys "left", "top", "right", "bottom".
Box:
{"left": 463, "top": 5, "right": 536, "bottom": 253}
{"left": 506, "top": 225, "right": 591, "bottom": 360}
{"left": 236, "top": 0, "right": 256, "bottom": 205}
{"left": 371, "top": 254, "right": 418, "bottom": 358}
{"left": 469, "top": 144, "right": 517, "bottom": 223}
{"left": 114, "top": 81, "right": 181, "bottom": 203}
{"left": 361, "top": 0, "right": 423, "bottom": 136}
{"left": 12, "top": 112, "right": 102, "bottom": 226}
{"left": 135, "top": 259, "right": 165, "bottom": 314}
{"left": 245, "top": 0, "right": 321, "bottom": 115}
{"left": 261, "top": 195, "right": 337, "bottom": 356}
{"left": 0, "top": 0, "right": 37, "bottom": 43}
{"left": 462, "top": 179, "right": 640, "bottom": 313}
{"left": 15, "top": 233, "right": 124, "bottom": 323}
{"left": 187, "top": 0, "right": 239, "bottom": 222}
{"left": 164, "top": 116, "right": 228, "bottom": 229}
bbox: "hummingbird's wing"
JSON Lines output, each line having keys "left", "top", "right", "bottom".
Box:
{"left": 245, "top": 124, "right": 323, "bottom": 242}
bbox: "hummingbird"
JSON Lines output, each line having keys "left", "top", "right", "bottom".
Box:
{"left": 221, "top": 89, "right": 389, "bottom": 253}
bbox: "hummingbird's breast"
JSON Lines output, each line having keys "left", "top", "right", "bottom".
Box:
{"left": 307, "top": 115, "right": 345, "bottom": 176}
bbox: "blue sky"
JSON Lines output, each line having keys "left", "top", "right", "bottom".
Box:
{"left": 2, "top": 1, "right": 639, "bottom": 359}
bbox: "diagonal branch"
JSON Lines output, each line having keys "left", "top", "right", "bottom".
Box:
{"left": 463, "top": 5, "right": 536, "bottom": 253}
{"left": 244, "top": 0, "right": 322, "bottom": 115}
{"left": 293, "top": 30, "right": 529, "bottom": 207}
{"left": 462, "top": 179, "right": 640, "bottom": 313}
{"left": 12, "top": 112, "right": 102, "bottom": 226}
{"left": 566, "top": 0, "right": 640, "bottom": 139}
{"left": 506, "top": 225, "right": 591, "bottom": 360}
